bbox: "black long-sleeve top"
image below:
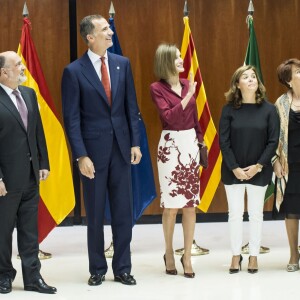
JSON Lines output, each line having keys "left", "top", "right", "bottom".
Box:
{"left": 219, "top": 100, "right": 280, "bottom": 186}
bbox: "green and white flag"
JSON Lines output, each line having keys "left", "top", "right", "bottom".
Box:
{"left": 244, "top": 16, "right": 263, "bottom": 83}
{"left": 244, "top": 15, "right": 274, "bottom": 202}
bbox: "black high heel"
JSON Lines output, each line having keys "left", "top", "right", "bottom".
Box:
{"left": 163, "top": 254, "right": 177, "bottom": 275}
{"left": 229, "top": 255, "right": 243, "bottom": 274}
{"left": 180, "top": 255, "right": 195, "bottom": 278}
{"left": 248, "top": 256, "right": 258, "bottom": 274}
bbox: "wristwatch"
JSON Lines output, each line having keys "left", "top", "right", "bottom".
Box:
{"left": 256, "top": 164, "right": 263, "bottom": 172}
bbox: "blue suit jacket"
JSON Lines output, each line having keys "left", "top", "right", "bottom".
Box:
{"left": 61, "top": 52, "right": 140, "bottom": 166}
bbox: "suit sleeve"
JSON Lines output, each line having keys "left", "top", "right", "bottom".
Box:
{"left": 61, "top": 67, "right": 88, "bottom": 159}
{"left": 124, "top": 59, "right": 140, "bottom": 147}
{"left": 33, "top": 90, "right": 50, "bottom": 170}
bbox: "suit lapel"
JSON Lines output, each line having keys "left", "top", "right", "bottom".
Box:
{"left": 108, "top": 52, "right": 120, "bottom": 106}
{"left": 80, "top": 52, "right": 110, "bottom": 107}
{"left": 0, "top": 86, "right": 27, "bottom": 132}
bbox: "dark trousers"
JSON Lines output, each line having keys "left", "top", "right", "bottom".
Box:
{"left": 82, "top": 139, "right": 133, "bottom": 276}
{"left": 0, "top": 172, "right": 40, "bottom": 285}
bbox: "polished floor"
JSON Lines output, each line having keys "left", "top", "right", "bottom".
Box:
{"left": 7, "top": 220, "right": 299, "bottom": 300}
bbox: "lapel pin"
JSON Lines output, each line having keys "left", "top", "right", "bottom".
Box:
{"left": 117, "top": 66, "right": 120, "bottom": 70}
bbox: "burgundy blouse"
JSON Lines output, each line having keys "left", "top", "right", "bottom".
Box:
{"left": 150, "top": 78, "right": 203, "bottom": 142}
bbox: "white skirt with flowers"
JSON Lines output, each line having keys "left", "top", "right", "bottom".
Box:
{"left": 157, "top": 129, "right": 200, "bottom": 208}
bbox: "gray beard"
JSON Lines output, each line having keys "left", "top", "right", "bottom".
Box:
{"left": 18, "top": 75, "right": 27, "bottom": 85}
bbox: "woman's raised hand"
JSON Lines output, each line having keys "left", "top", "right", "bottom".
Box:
{"left": 188, "top": 72, "right": 197, "bottom": 95}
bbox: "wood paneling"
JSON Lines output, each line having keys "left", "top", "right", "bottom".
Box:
{"left": 0, "top": 0, "right": 69, "bottom": 122}
{"left": 1, "top": 0, "right": 299, "bottom": 216}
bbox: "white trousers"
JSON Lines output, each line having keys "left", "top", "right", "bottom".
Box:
{"left": 224, "top": 184, "right": 268, "bottom": 256}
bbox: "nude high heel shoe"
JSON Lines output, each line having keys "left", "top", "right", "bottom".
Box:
{"left": 229, "top": 255, "right": 243, "bottom": 274}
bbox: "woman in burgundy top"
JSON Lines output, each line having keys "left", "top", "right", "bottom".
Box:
{"left": 150, "top": 44, "right": 204, "bottom": 278}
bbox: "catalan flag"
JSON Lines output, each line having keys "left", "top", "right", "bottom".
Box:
{"left": 180, "top": 16, "right": 222, "bottom": 212}
{"left": 17, "top": 17, "right": 75, "bottom": 242}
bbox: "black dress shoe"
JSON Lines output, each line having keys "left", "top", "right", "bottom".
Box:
{"left": 88, "top": 274, "right": 105, "bottom": 286}
{"left": 24, "top": 278, "right": 57, "bottom": 294}
{"left": 0, "top": 278, "right": 12, "bottom": 294}
{"left": 114, "top": 273, "right": 136, "bottom": 285}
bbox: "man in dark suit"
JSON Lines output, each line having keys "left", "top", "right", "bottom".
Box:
{"left": 62, "top": 15, "right": 142, "bottom": 286}
{"left": 0, "top": 51, "right": 56, "bottom": 294}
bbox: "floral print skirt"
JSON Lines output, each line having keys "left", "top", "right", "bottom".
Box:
{"left": 157, "top": 129, "right": 200, "bottom": 208}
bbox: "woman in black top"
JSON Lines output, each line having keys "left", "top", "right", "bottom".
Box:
{"left": 273, "top": 58, "right": 300, "bottom": 272}
{"left": 219, "top": 65, "right": 279, "bottom": 274}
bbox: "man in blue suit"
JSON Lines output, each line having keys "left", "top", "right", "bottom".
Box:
{"left": 61, "top": 15, "right": 142, "bottom": 286}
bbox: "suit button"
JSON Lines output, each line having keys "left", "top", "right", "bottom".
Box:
{"left": 110, "top": 130, "right": 113, "bottom": 135}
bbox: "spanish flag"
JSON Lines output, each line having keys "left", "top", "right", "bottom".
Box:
{"left": 180, "top": 16, "right": 222, "bottom": 212}
{"left": 17, "top": 17, "right": 75, "bottom": 242}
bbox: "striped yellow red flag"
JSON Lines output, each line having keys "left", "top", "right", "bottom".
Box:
{"left": 180, "top": 16, "right": 222, "bottom": 212}
{"left": 17, "top": 17, "right": 75, "bottom": 242}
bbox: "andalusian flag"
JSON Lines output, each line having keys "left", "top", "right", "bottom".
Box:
{"left": 17, "top": 17, "right": 75, "bottom": 242}
{"left": 244, "top": 15, "right": 274, "bottom": 202}
{"left": 244, "top": 16, "right": 263, "bottom": 83}
{"left": 180, "top": 16, "right": 222, "bottom": 212}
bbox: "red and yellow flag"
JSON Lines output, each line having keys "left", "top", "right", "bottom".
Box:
{"left": 17, "top": 17, "right": 75, "bottom": 242}
{"left": 180, "top": 16, "right": 222, "bottom": 212}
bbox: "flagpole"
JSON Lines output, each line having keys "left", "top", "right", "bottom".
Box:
{"left": 175, "top": 1, "right": 210, "bottom": 256}
{"left": 103, "top": 1, "right": 116, "bottom": 259}
{"left": 17, "top": 1, "right": 75, "bottom": 259}
{"left": 241, "top": 0, "right": 270, "bottom": 256}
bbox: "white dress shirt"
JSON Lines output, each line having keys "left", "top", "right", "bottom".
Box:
{"left": 0, "top": 83, "right": 25, "bottom": 111}
{"left": 87, "top": 49, "right": 111, "bottom": 88}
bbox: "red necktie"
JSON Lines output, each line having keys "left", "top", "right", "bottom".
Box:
{"left": 12, "top": 90, "right": 28, "bottom": 130}
{"left": 100, "top": 57, "right": 112, "bottom": 106}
